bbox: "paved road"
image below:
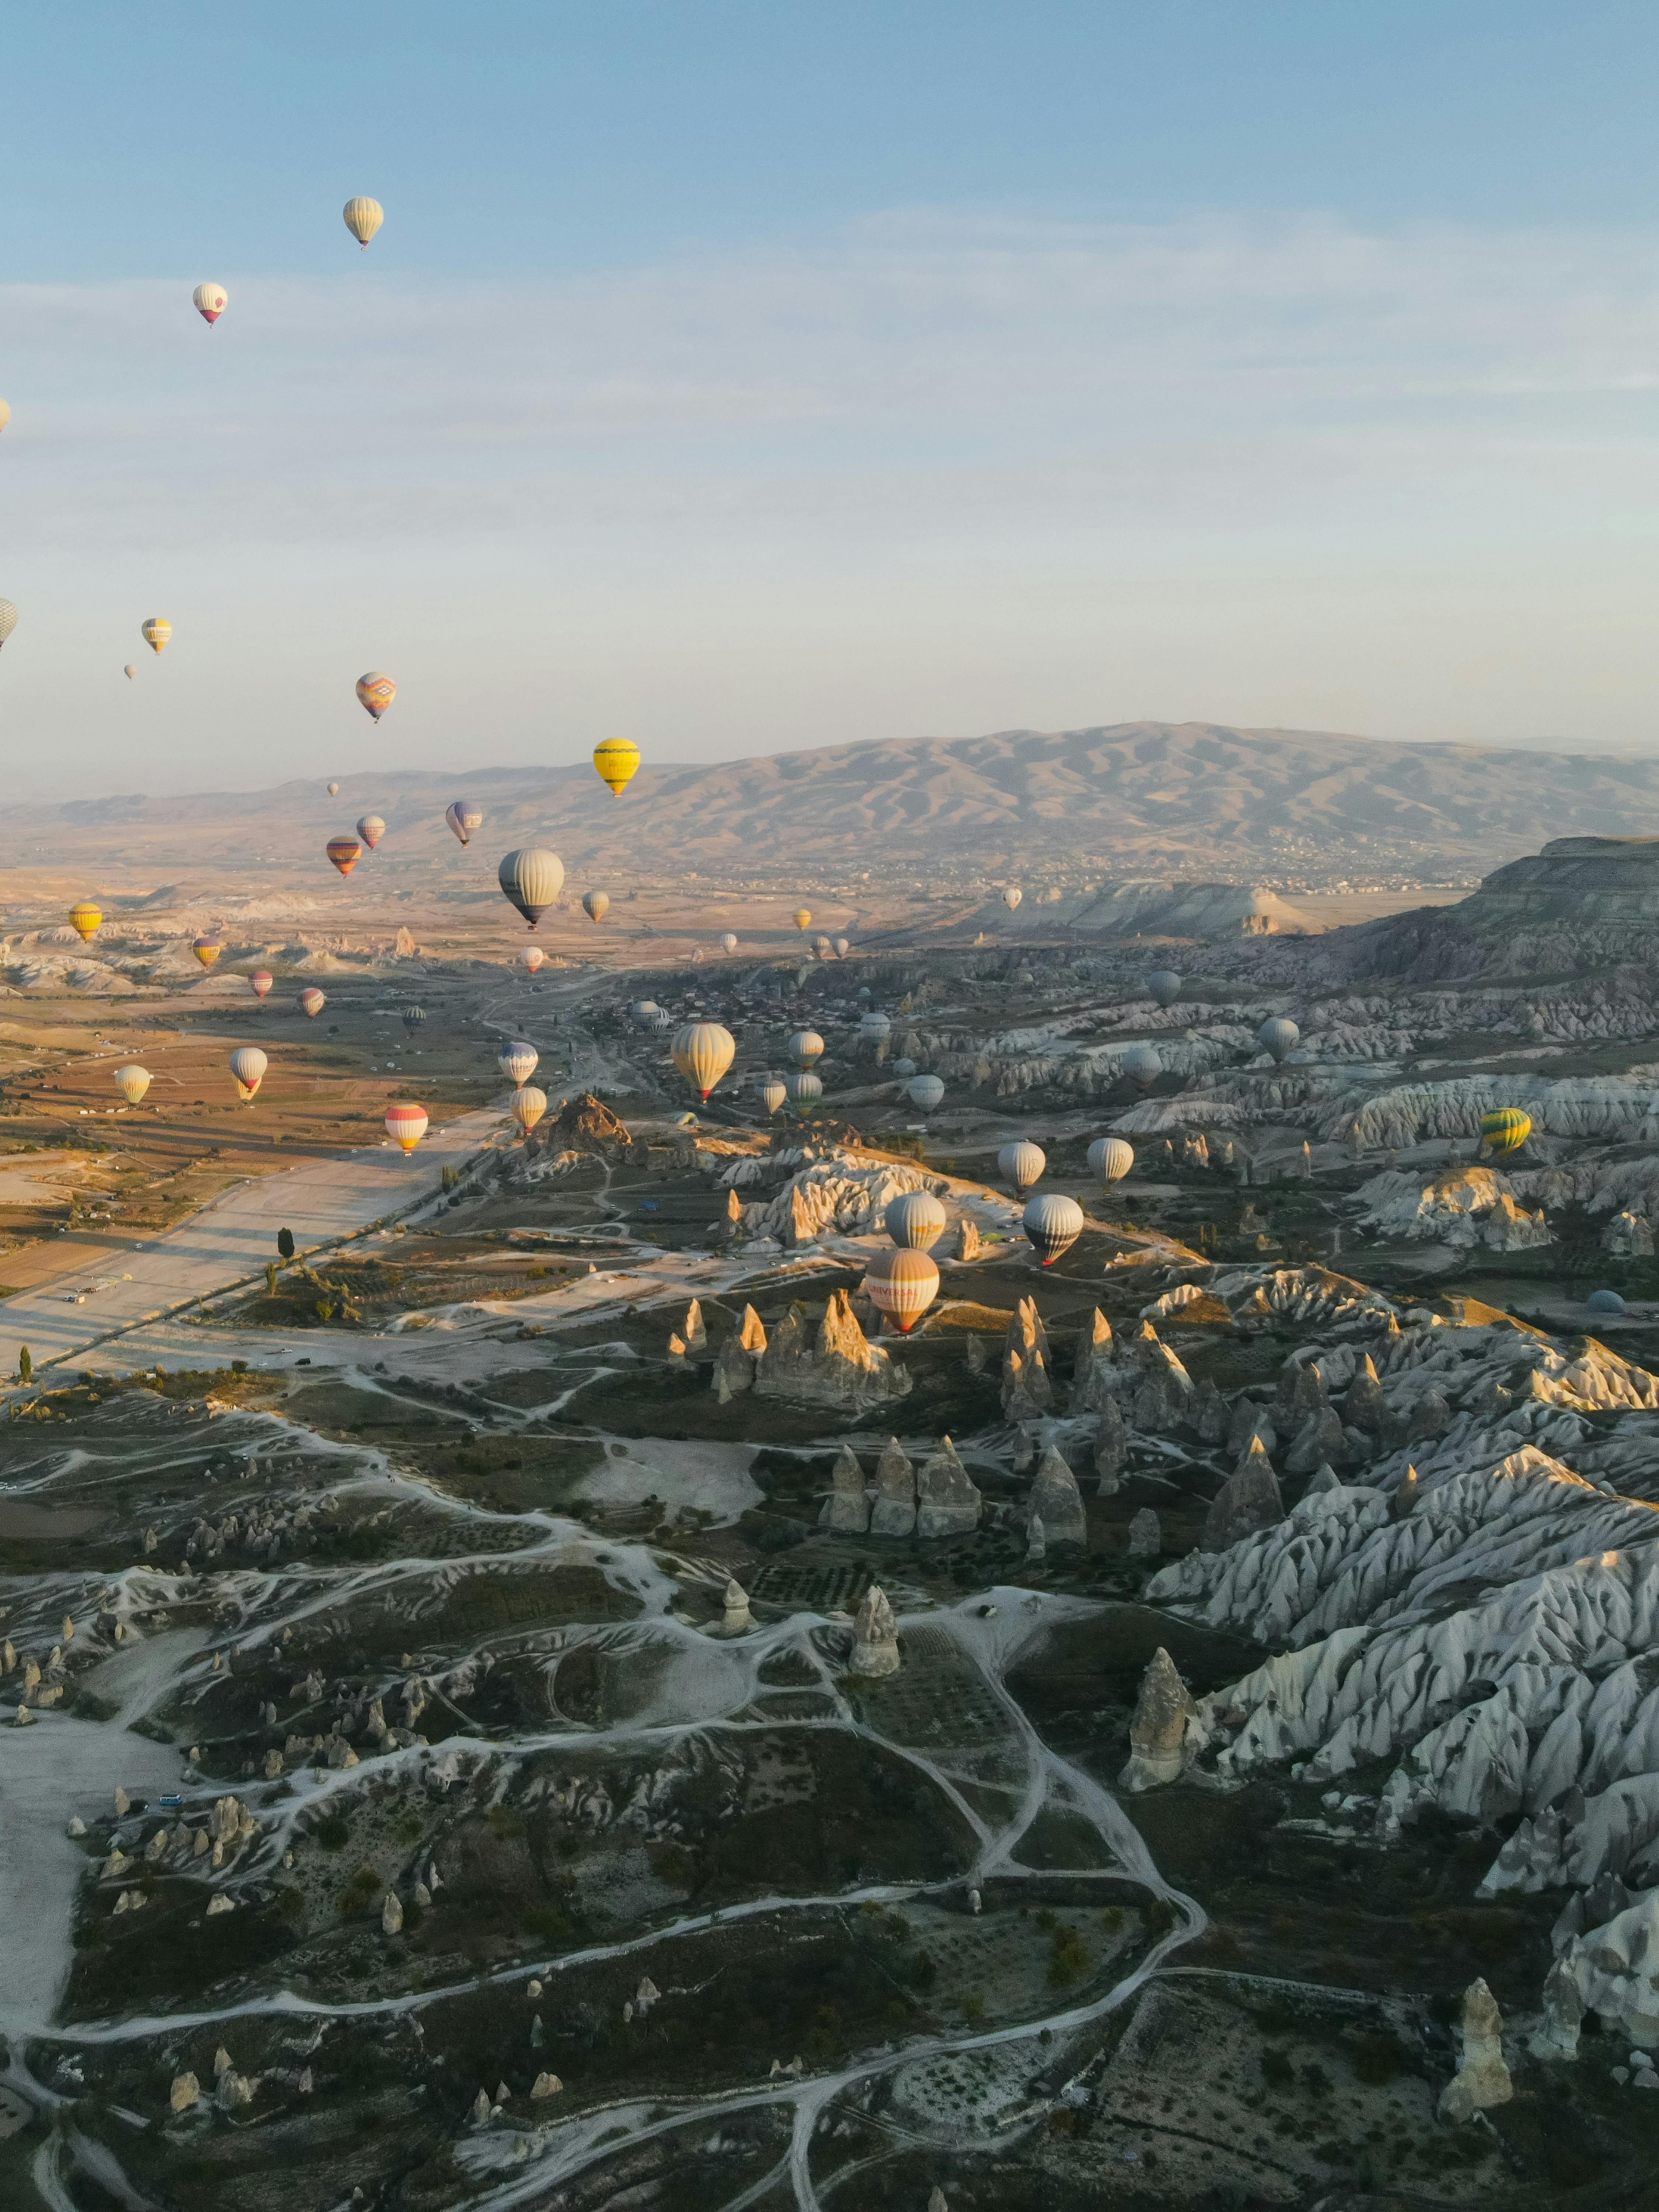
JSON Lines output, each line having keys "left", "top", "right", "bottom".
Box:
{"left": 0, "top": 1106, "right": 506, "bottom": 1379}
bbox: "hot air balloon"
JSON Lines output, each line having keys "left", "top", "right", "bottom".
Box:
{"left": 229, "top": 1046, "right": 267, "bottom": 1102}
{"left": 519, "top": 946, "right": 545, "bottom": 974}
{"left": 326, "top": 837, "right": 363, "bottom": 877}
{"left": 998, "top": 1139, "right": 1046, "bottom": 1194}
{"left": 67, "top": 902, "right": 101, "bottom": 943}
{"left": 1258, "top": 1016, "right": 1300, "bottom": 1064}
{"left": 1145, "top": 970, "right": 1182, "bottom": 1008}
{"left": 192, "top": 282, "right": 226, "bottom": 325}
{"left": 123, "top": 664, "right": 136, "bottom": 680}
{"left": 511, "top": 1085, "right": 548, "bottom": 1137}
{"left": 113, "top": 1064, "right": 150, "bottom": 1106}
{"left": 357, "top": 813, "right": 385, "bottom": 849}
{"left": 343, "top": 196, "right": 384, "bottom": 248}
{"left": 355, "top": 672, "right": 395, "bottom": 721}
{"left": 814, "top": 936, "right": 832, "bottom": 960}
{"left": 672, "top": 1021, "right": 735, "bottom": 1102}
{"left": 498, "top": 1040, "right": 539, "bottom": 1084}
{"left": 141, "top": 617, "right": 170, "bottom": 655}
{"left": 582, "top": 890, "right": 609, "bottom": 924}
{"left": 908, "top": 1074, "right": 945, "bottom": 1113}
{"left": 788, "top": 1029, "right": 825, "bottom": 1069}
{"left": 648, "top": 1008, "right": 672, "bottom": 1032}
{"left": 385, "top": 1102, "right": 428, "bottom": 1154}
{"left": 885, "top": 1190, "right": 946, "bottom": 1250}
{"left": 1088, "top": 1135, "right": 1134, "bottom": 1187}
{"left": 499, "top": 847, "right": 564, "bottom": 929}
{"left": 785, "top": 1070, "right": 822, "bottom": 1107}
{"left": 192, "top": 935, "right": 221, "bottom": 969}
{"left": 858, "top": 1011, "right": 892, "bottom": 1044}
{"left": 1481, "top": 1107, "right": 1532, "bottom": 1155}
{"left": 793, "top": 908, "right": 811, "bottom": 932}
{"left": 630, "top": 999, "right": 660, "bottom": 1029}
{"left": 592, "top": 738, "right": 640, "bottom": 796}
{"left": 445, "top": 799, "right": 481, "bottom": 846}
{"left": 0, "top": 399, "right": 9, "bottom": 432}
{"left": 720, "top": 933, "right": 738, "bottom": 954}
{"left": 327, "top": 781, "right": 340, "bottom": 798}
{"left": 402, "top": 1004, "right": 425, "bottom": 1034}
{"left": 298, "top": 987, "right": 326, "bottom": 1018}
{"left": 894, "top": 1058, "right": 916, "bottom": 1079}
{"left": 1002, "top": 887, "right": 1022, "bottom": 911}
{"left": 833, "top": 937, "right": 849, "bottom": 957}
{"left": 1121, "top": 1044, "right": 1162, "bottom": 1089}
{"left": 1023, "top": 1192, "right": 1084, "bottom": 1267}
{"left": 0, "top": 601, "right": 16, "bottom": 650}
{"left": 863, "top": 1246, "right": 939, "bottom": 1334}
{"left": 248, "top": 970, "right": 273, "bottom": 1001}
{"left": 761, "top": 1079, "right": 786, "bottom": 1116}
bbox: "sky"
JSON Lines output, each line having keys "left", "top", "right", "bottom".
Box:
{"left": 4, "top": 1, "right": 1659, "bottom": 795}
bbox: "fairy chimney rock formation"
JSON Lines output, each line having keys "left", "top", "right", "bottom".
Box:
{"left": 1127, "top": 1506, "right": 1162, "bottom": 1557}
{"left": 1119, "top": 1646, "right": 1200, "bottom": 1790}
{"left": 1439, "top": 1979, "right": 1513, "bottom": 2121}
{"left": 755, "top": 1292, "right": 910, "bottom": 1409}
{"left": 915, "top": 1436, "right": 982, "bottom": 1538}
{"left": 1202, "top": 1435, "right": 1284, "bottom": 1551}
{"left": 954, "top": 1217, "right": 980, "bottom": 1262}
{"left": 825, "top": 1443, "right": 871, "bottom": 1533}
{"left": 720, "top": 1578, "right": 754, "bottom": 1636}
{"left": 1028, "top": 1445, "right": 1088, "bottom": 1548}
{"left": 712, "top": 1305, "right": 767, "bottom": 1400}
{"left": 1070, "top": 1308, "right": 1117, "bottom": 1413}
{"left": 850, "top": 1585, "right": 900, "bottom": 1676}
{"left": 870, "top": 1437, "right": 917, "bottom": 1537}
{"left": 1002, "top": 1296, "right": 1055, "bottom": 1419}
{"left": 1095, "top": 1396, "right": 1128, "bottom": 1493}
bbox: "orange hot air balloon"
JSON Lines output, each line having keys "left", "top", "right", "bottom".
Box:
{"left": 385, "top": 1102, "right": 428, "bottom": 1155}
{"left": 355, "top": 672, "right": 396, "bottom": 721}
{"left": 327, "top": 837, "right": 364, "bottom": 877}
{"left": 192, "top": 935, "right": 221, "bottom": 970}
{"left": 248, "top": 970, "right": 273, "bottom": 1000}
{"left": 298, "top": 987, "right": 326, "bottom": 1018}
{"left": 863, "top": 1246, "right": 940, "bottom": 1334}
{"left": 68, "top": 902, "right": 102, "bottom": 943}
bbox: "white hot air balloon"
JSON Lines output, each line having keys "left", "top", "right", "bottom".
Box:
{"left": 885, "top": 1190, "right": 945, "bottom": 1249}
{"left": 833, "top": 937, "right": 849, "bottom": 957}
{"left": 498, "top": 1040, "right": 539, "bottom": 1085}
{"left": 518, "top": 946, "right": 545, "bottom": 974}
{"left": 192, "top": 281, "right": 227, "bottom": 325}
{"left": 498, "top": 847, "right": 564, "bottom": 929}
{"left": 858, "top": 1011, "right": 891, "bottom": 1045}
{"left": 998, "top": 1139, "right": 1046, "bottom": 1194}
{"left": 0, "top": 601, "right": 18, "bottom": 650}
{"left": 0, "top": 398, "right": 9, "bottom": 433}
{"left": 1145, "top": 969, "right": 1182, "bottom": 1008}
{"left": 343, "top": 196, "right": 385, "bottom": 249}
{"left": 123, "top": 663, "right": 136, "bottom": 680}
{"left": 761, "top": 1079, "right": 787, "bottom": 1116}
{"left": 582, "top": 890, "right": 609, "bottom": 925}
{"left": 908, "top": 1074, "right": 945, "bottom": 1114}
{"left": 1002, "top": 886, "right": 1022, "bottom": 911}
{"left": 787, "top": 1029, "right": 824, "bottom": 1069}
{"left": 720, "top": 932, "right": 738, "bottom": 954}
{"left": 327, "top": 781, "right": 339, "bottom": 797}
{"left": 672, "top": 1020, "right": 735, "bottom": 1101}
{"left": 1088, "top": 1136, "right": 1134, "bottom": 1187}
{"left": 229, "top": 1046, "right": 268, "bottom": 1102}
{"left": 511, "top": 1085, "right": 548, "bottom": 1137}
{"left": 1121, "top": 1043, "right": 1162, "bottom": 1090}
{"left": 785, "top": 1070, "right": 822, "bottom": 1107}
{"left": 1258, "top": 1016, "right": 1301, "bottom": 1064}
{"left": 113, "top": 1064, "right": 151, "bottom": 1106}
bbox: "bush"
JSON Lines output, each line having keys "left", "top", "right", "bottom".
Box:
{"left": 1260, "top": 2046, "right": 1293, "bottom": 2088}
{"left": 1348, "top": 2030, "right": 1411, "bottom": 2084}
{"left": 316, "top": 1815, "right": 350, "bottom": 1851}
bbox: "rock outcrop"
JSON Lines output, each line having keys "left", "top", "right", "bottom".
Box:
{"left": 1120, "top": 1647, "right": 1201, "bottom": 1790}
{"left": 825, "top": 1444, "right": 870, "bottom": 1533}
{"left": 914, "top": 1437, "right": 982, "bottom": 1538}
{"left": 1095, "top": 1397, "right": 1127, "bottom": 1492}
{"left": 1070, "top": 1309, "right": 1116, "bottom": 1413}
{"left": 1126, "top": 1507, "right": 1161, "bottom": 1556}
{"left": 1027, "top": 1446, "right": 1087, "bottom": 1548}
{"left": 1438, "top": 1979, "right": 1513, "bottom": 2121}
{"left": 849, "top": 1585, "right": 900, "bottom": 1676}
{"left": 1557, "top": 1891, "right": 1659, "bottom": 2047}
{"left": 1002, "top": 1297, "right": 1054, "bottom": 1419}
{"left": 1203, "top": 1435, "right": 1285, "bottom": 1551}
{"left": 755, "top": 1292, "right": 910, "bottom": 1409}
{"left": 712, "top": 1306, "right": 767, "bottom": 1399}
{"left": 870, "top": 1438, "right": 916, "bottom": 1537}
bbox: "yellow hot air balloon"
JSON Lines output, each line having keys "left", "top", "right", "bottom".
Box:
{"left": 672, "top": 1020, "right": 735, "bottom": 1102}
{"left": 343, "top": 196, "right": 384, "bottom": 249}
{"left": 582, "top": 890, "right": 609, "bottom": 924}
{"left": 68, "top": 902, "right": 101, "bottom": 943}
{"left": 592, "top": 738, "right": 640, "bottom": 796}
{"left": 141, "top": 617, "right": 171, "bottom": 655}
{"left": 793, "top": 908, "right": 811, "bottom": 932}
{"left": 1480, "top": 1107, "right": 1532, "bottom": 1156}
{"left": 113, "top": 1064, "right": 150, "bottom": 1106}
{"left": 511, "top": 1085, "right": 548, "bottom": 1137}
{"left": 192, "top": 934, "right": 221, "bottom": 969}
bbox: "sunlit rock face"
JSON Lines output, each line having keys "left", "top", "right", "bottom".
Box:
{"left": 753, "top": 1291, "right": 911, "bottom": 1409}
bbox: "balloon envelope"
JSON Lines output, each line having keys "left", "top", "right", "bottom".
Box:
{"left": 1121, "top": 1044, "right": 1162, "bottom": 1088}
{"left": 356, "top": 813, "right": 385, "bottom": 849}
{"left": 1145, "top": 969, "right": 1182, "bottom": 1008}
{"left": 355, "top": 671, "right": 395, "bottom": 720}
{"left": 858, "top": 1011, "right": 892, "bottom": 1042}
{"left": 192, "top": 282, "right": 226, "bottom": 324}
{"left": 402, "top": 1005, "right": 425, "bottom": 1032}
{"left": 229, "top": 1046, "right": 268, "bottom": 1099}
{"left": 1481, "top": 1107, "right": 1532, "bottom": 1155}
{"left": 1089, "top": 1135, "right": 1134, "bottom": 1186}
{"left": 327, "top": 782, "right": 339, "bottom": 797}
{"left": 720, "top": 932, "right": 738, "bottom": 954}
{"left": 445, "top": 799, "right": 482, "bottom": 845}
{"left": 343, "top": 196, "right": 384, "bottom": 247}
{"left": 0, "top": 600, "right": 16, "bottom": 648}
{"left": 908, "top": 1074, "right": 945, "bottom": 1113}
{"left": 113, "top": 1064, "right": 150, "bottom": 1106}
{"left": 785, "top": 1070, "right": 822, "bottom": 1105}
{"left": 592, "top": 738, "right": 640, "bottom": 795}
{"left": 123, "top": 664, "right": 136, "bottom": 680}
{"left": 787, "top": 1029, "right": 824, "bottom": 1068}
{"left": 793, "top": 908, "right": 811, "bottom": 931}
{"left": 298, "top": 987, "right": 326, "bottom": 1017}
{"left": 833, "top": 937, "right": 849, "bottom": 957}
{"left": 192, "top": 935, "right": 220, "bottom": 968}
{"left": 761, "top": 1079, "right": 786, "bottom": 1115}
{"left": 498, "top": 1041, "right": 539, "bottom": 1084}
{"left": 998, "top": 1139, "right": 1046, "bottom": 1192}
{"left": 511, "top": 1085, "right": 548, "bottom": 1135}
{"left": 248, "top": 970, "right": 272, "bottom": 999}
{"left": 582, "top": 890, "right": 609, "bottom": 924}
{"left": 141, "top": 617, "right": 170, "bottom": 654}
{"left": 1002, "top": 887, "right": 1022, "bottom": 910}
{"left": 68, "top": 902, "right": 101, "bottom": 943}
{"left": 672, "top": 1020, "right": 735, "bottom": 1101}
{"left": 885, "top": 1189, "right": 946, "bottom": 1249}
{"left": 1023, "top": 1191, "right": 1084, "bottom": 1267}
{"left": 499, "top": 847, "right": 565, "bottom": 929}
{"left": 519, "top": 946, "right": 544, "bottom": 973}
{"left": 326, "top": 837, "right": 363, "bottom": 877}
{"left": 1258, "top": 1016, "right": 1300, "bottom": 1063}
{"left": 385, "top": 1102, "right": 428, "bottom": 1154}
{"left": 863, "top": 1246, "right": 939, "bottom": 1333}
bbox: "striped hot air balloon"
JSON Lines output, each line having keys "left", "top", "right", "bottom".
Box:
{"left": 68, "top": 902, "right": 101, "bottom": 943}
{"left": 908, "top": 1074, "right": 945, "bottom": 1113}
{"left": 885, "top": 1190, "right": 946, "bottom": 1250}
{"left": 1023, "top": 1192, "right": 1084, "bottom": 1267}
{"left": 511, "top": 1085, "right": 547, "bottom": 1137}
{"left": 446, "top": 799, "right": 483, "bottom": 845}
{"left": 863, "top": 1246, "right": 939, "bottom": 1334}
{"left": 761, "top": 1079, "right": 786, "bottom": 1116}
{"left": 785, "top": 1070, "right": 822, "bottom": 1107}
{"left": 1089, "top": 1136, "right": 1134, "bottom": 1187}
{"left": 192, "top": 282, "right": 226, "bottom": 325}
{"left": 1481, "top": 1107, "right": 1532, "bottom": 1155}
{"left": 356, "top": 813, "right": 385, "bottom": 849}
{"left": 498, "top": 1041, "right": 539, "bottom": 1084}
{"left": 326, "top": 837, "right": 363, "bottom": 877}
{"left": 298, "top": 987, "right": 326, "bottom": 1018}
{"left": 788, "top": 1030, "right": 824, "bottom": 1068}
{"left": 343, "top": 196, "right": 384, "bottom": 248}
{"left": 1258, "top": 1017, "right": 1300, "bottom": 1064}
{"left": 248, "top": 970, "right": 273, "bottom": 1000}
{"left": 720, "top": 932, "right": 738, "bottom": 954}
{"left": 672, "top": 1020, "right": 735, "bottom": 1102}
{"left": 582, "top": 890, "right": 609, "bottom": 924}
{"left": 229, "top": 1046, "right": 267, "bottom": 1102}
{"left": 998, "top": 1139, "right": 1046, "bottom": 1194}
{"left": 113, "top": 1064, "right": 150, "bottom": 1105}
{"left": 141, "top": 617, "right": 170, "bottom": 654}
{"left": 498, "top": 847, "right": 564, "bottom": 929}
{"left": 385, "top": 1102, "right": 428, "bottom": 1154}
{"left": 355, "top": 671, "right": 395, "bottom": 721}
{"left": 192, "top": 935, "right": 220, "bottom": 969}
{"left": 592, "top": 738, "right": 640, "bottom": 796}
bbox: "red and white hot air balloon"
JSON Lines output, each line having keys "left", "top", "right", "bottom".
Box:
{"left": 298, "top": 987, "right": 326, "bottom": 1018}
{"left": 248, "top": 970, "right": 273, "bottom": 1001}
{"left": 863, "top": 1246, "right": 940, "bottom": 1334}
{"left": 192, "top": 282, "right": 227, "bottom": 325}
{"left": 385, "top": 1102, "right": 428, "bottom": 1155}
{"left": 518, "top": 946, "right": 545, "bottom": 974}
{"left": 356, "top": 813, "right": 386, "bottom": 850}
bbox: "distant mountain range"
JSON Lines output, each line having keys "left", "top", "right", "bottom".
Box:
{"left": 21, "top": 721, "right": 1659, "bottom": 884}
